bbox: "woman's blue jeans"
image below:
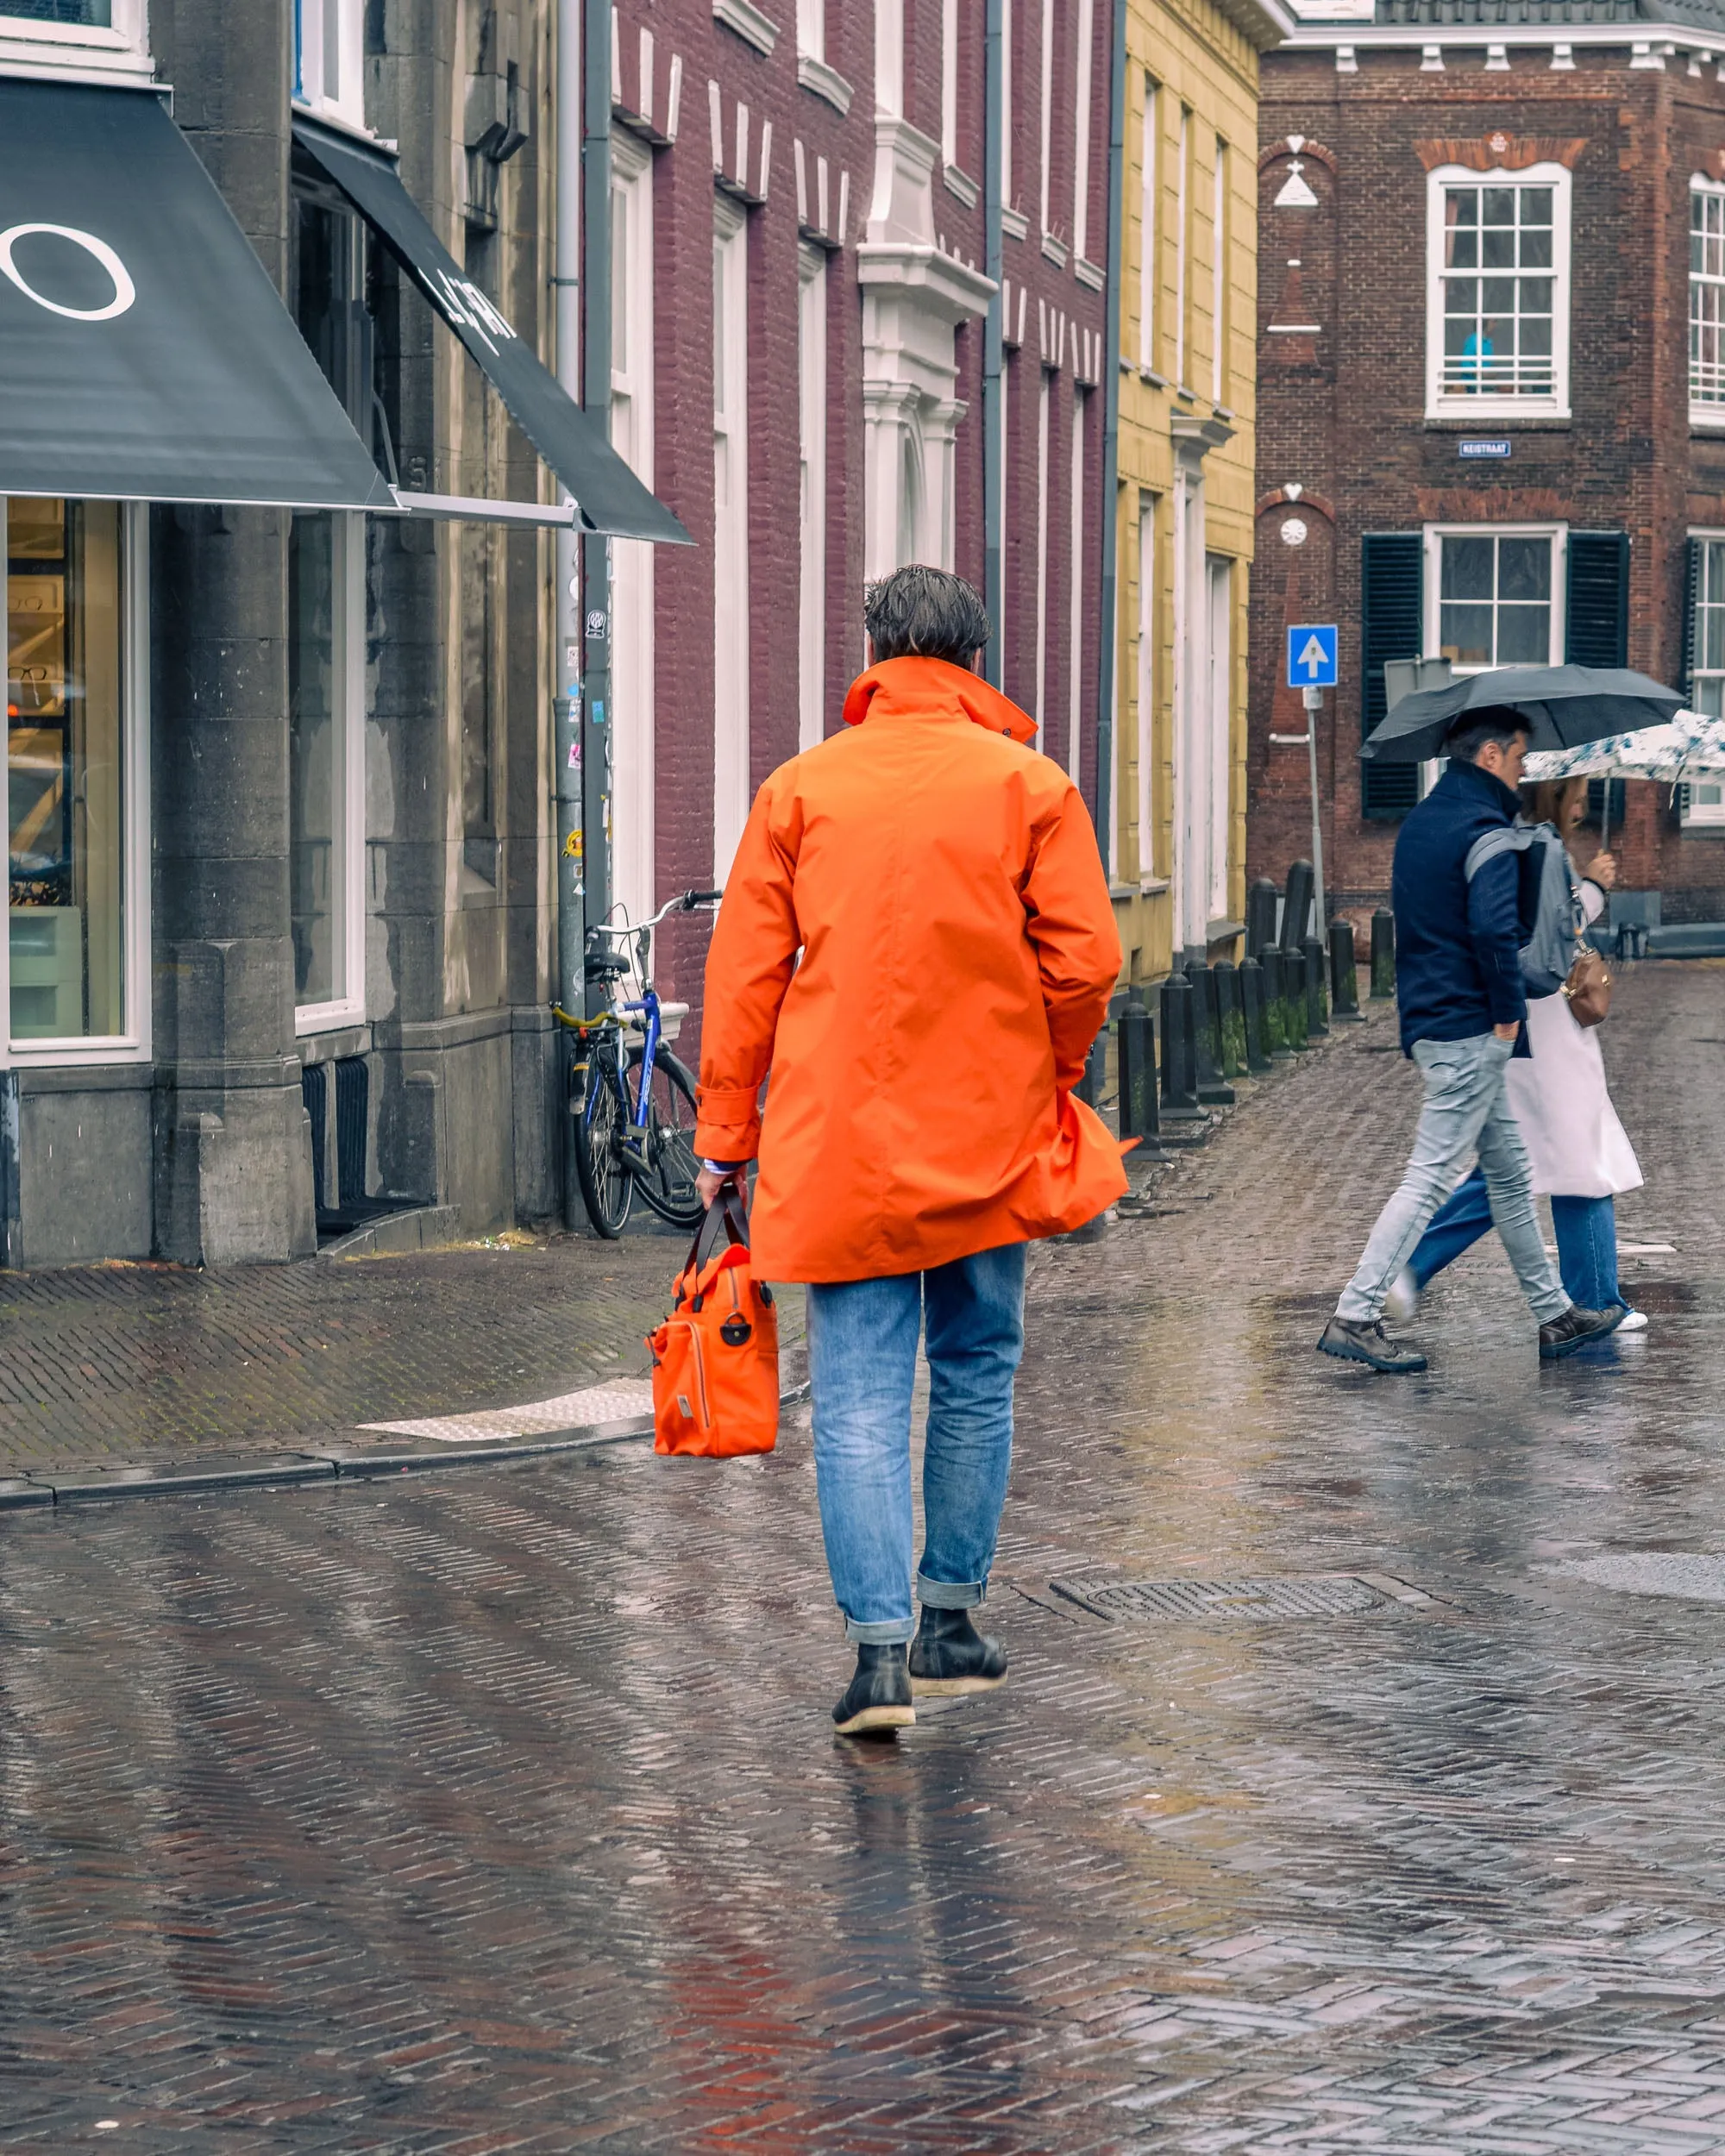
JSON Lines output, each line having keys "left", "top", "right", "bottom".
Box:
{"left": 806, "top": 1244, "right": 1026, "bottom": 1645}
{"left": 1409, "top": 1168, "right": 1625, "bottom": 1312}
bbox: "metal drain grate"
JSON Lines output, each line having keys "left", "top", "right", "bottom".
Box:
{"left": 1049, "top": 1573, "right": 1396, "bottom": 1623}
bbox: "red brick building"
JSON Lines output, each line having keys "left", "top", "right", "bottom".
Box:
{"left": 1249, "top": 11, "right": 1725, "bottom": 940}
{"left": 609, "top": 0, "right": 1114, "bottom": 1017}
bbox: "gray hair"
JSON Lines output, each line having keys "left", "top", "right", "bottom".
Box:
{"left": 862, "top": 565, "right": 991, "bottom": 667}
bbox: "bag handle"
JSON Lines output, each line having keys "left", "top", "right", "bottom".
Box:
{"left": 683, "top": 1188, "right": 750, "bottom": 1279}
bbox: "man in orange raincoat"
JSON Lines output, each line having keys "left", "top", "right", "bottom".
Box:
{"left": 694, "top": 566, "right": 1126, "bottom": 1737}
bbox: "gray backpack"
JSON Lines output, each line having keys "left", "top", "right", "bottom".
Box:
{"left": 1463, "top": 819, "right": 1584, "bottom": 995}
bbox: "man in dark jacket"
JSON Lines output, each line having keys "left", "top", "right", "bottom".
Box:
{"left": 1318, "top": 710, "right": 1623, "bottom": 1374}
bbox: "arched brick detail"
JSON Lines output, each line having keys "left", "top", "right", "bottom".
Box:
{"left": 1255, "top": 488, "right": 1335, "bottom": 524}
{"left": 1259, "top": 136, "right": 1338, "bottom": 175}
{"left": 1415, "top": 131, "right": 1587, "bottom": 172}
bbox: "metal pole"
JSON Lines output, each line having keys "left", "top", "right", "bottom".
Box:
{"left": 1094, "top": 0, "right": 1127, "bottom": 871}
{"left": 554, "top": 0, "right": 586, "bottom": 1226}
{"left": 580, "top": 0, "right": 613, "bottom": 975}
{"left": 982, "top": 0, "right": 1005, "bottom": 686}
{"left": 1303, "top": 683, "right": 1327, "bottom": 939}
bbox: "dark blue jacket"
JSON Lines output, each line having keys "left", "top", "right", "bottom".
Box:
{"left": 1390, "top": 758, "right": 1534, "bottom": 1056}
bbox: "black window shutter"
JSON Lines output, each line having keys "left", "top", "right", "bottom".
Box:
{"left": 1680, "top": 533, "right": 1702, "bottom": 700}
{"left": 1360, "top": 532, "right": 1424, "bottom": 821}
{"left": 1564, "top": 531, "right": 1628, "bottom": 667}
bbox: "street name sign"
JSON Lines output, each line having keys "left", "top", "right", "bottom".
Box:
{"left": 1287, "top": 624, "right": 1339, "bottom": 687}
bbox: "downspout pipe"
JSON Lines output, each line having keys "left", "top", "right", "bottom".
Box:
{"left": 554, "top": 0, "right": 586, "bottom": 1224}
{"left": 580, "top": 0, "right": 613, "bottom": 968}
{"left": 982, "top": 0, "right": 1005, "bottom": 686}
{"left": 1094, "top": 0, "right": 1128, "bottom": 877}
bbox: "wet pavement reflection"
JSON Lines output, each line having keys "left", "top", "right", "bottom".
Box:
{"left": 2, "top": 963, "right": 1723, "bottom": 2152}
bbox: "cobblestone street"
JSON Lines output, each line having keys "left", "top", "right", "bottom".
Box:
{"left": 1, "top": 964, "right": 1722, "bottom": 2152}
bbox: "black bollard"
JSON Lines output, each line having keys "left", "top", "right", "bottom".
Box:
{"left": 1239, "top": 957, "right": 1272, "bottom": 1072}
{"left": 1282, "top": 860, "right": 1315, "bottom": 953}
{"left": 1245, "top": 878, "right": 1279, "bottom": 960}
{"left": 1302, "top": 934, "right": 1329, "bottom": 1037}
{"left": 1260, "top": 947, "right": 1290, "bottom": 1057}
{"left": 1214, "top": 960, "right": 1246, "bottom": 1079}
{"left": 1281, "top": 945, "right": 1309, "bottom": 1050}
{"left": 1116, "top": 994, "right": 1161, "bottom": 1147}
{"left": 1191, "top": 966, "right": 1235, "bottom": 1104}
{"left": 1158, "top": 972, "right": 1203, "bottom": 1119}
{"left": 1329, "top": 918, "right": 1363, "bottom": 1020}
{"left": 1075, "top": 1023, "right": 1108, "bottom": 1110}
{"left": 1370, "top": 907, "right": 1396, "bottom": 999}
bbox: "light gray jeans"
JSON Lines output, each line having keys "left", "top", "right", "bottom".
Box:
{"left": 1337, "top": 1031, "right": 1570, "bottom": 1326}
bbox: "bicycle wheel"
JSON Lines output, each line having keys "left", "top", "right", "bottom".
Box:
{"left": 628, "top": 1045, "right": 706, "bottom": 1227}
{"left": 574, "top": 1044, "right": 633, "bottom": 1238}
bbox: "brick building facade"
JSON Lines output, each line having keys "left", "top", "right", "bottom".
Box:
{"left": 1249, "top": 8, "right": 1725, "bottom": 937}
{"left": 618, "top": 0, "right": 1115, "bottom": 1029}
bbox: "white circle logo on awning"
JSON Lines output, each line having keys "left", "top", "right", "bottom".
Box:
{"left": 0, "top": 223, "right": 135, "bottom": 322}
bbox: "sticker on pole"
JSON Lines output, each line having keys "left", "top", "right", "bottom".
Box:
{"left": 1287, "top": 625, "right": 1339, "bottom": 687}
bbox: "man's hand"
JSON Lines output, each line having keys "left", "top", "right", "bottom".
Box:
{"left": 1493, "top": 1021, "right": 1521, "bottom": 1044}
{"left": 1589, "top": 849, "right": 1618, "bottom": 891}
{"left": 695, "top": 1162, "right": 750, "bottom": 1210}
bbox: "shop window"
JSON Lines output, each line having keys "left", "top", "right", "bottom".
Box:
{"left": 4, "top": 496, "right": 147, "bottom": 1058}
{"left": 1427, "top": 166, "right": 1570, "bottom": 417}
{"left": 0, "top": 0, "right": 149, "bottom": 75}
{"left": 288, "top": 512, "right": 364, "bottom": 1029}
{"left": 1691, "top": 179, "right": 1725, "bottom": 425}
{"left": 1427, "top": 527, "right": 1563, "bottom": 669}
{"left": 295, "top": 0, "right": 366, "bottom": 131}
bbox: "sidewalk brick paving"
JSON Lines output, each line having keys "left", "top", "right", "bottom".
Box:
{"left": 0, "top": 965, "right": 1720, "bottom": 2150}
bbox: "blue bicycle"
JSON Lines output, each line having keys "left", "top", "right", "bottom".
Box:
{"left": 555, "top": 888, "right": 722, "bottom": 1238}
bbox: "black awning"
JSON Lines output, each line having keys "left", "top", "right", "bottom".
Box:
{"left": 0, "top": 80, "right": 394, "bottom": 511}
{"left": 294, "top": 118, "right": 690, "bottom": 547}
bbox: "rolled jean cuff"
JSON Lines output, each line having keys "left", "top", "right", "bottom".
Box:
{"left": 917, "top": 1572, "right": 986, "bottom": 1610}
{"left": 844, "top": 1614, "right": 916, "bottom": 1645}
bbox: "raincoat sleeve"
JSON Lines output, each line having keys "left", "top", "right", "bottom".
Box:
{"left": 1021, "top": 786, "right": 1125, "bottom": 1091}
{"left": 694, "top": 781, "right": 801, "bottom": 1162}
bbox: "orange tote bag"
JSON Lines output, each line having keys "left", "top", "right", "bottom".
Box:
{"left": 647, "top": 1194, "right": 780, "bottom": 1457}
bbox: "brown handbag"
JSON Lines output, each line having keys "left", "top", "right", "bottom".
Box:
{"left": 1560, "top": 944, "right": 1612, "bottom": 1028}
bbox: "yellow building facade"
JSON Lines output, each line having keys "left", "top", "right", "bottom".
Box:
{"left": 1111, "top": 0, "right": 1290, "bottom": 981}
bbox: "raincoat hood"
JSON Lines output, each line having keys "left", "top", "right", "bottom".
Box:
{"left": 841, "top": 655, "right": 1039, "bottom": 746}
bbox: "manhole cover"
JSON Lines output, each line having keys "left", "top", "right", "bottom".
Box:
{"left": 1049, "top": 1573, "right": 1396, "bottom": 1623}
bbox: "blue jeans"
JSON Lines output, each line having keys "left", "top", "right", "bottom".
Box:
{"left": 806, "top": 1244, "right": 1026, "bottom": 1645}
{"left": 1337, "top": 1031, "right": 1568, "bottom": 1326}
{"left": 1412, "top": 1169, "right": 1626, "bottom": 1312}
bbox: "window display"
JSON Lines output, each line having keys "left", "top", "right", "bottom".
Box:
{"left": 6, "top": 497, "right": 124, "bottom": 1041}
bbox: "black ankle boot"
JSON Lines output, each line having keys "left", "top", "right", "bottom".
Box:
{"left": 908, "top": 1606, "right": 1008, "bottom": 1695}
{"left": 832, "top": 1642, "right": 915, "bottom": 1736}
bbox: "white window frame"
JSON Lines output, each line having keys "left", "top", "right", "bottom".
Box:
{"left": 1138, "top": 80, "right": 1157, "bottom": 373}
{"left": 2, "top": 499, "right": 151, "bottom": 1069}
{"left": 611, "top": 131, "right": 656, "bottom": 931}
{"left": 1211, "top": 140, "right": 1227, "bottom": 405}
{"left": 1034, "top": 368, "right": 1051, "bottom": 751}
{"left": 798, "top": 242, "right": 827, "bottom": 754}
{"left": 1206, "top": 555, "right": 1231, "bottom": 922}
{"left": 1136, "top": 494, "right": 1157, "bottom": 883}
{"left": 1173, "top": 106, "right": 1190, "bottom": 390}
{"left": 1690, "top": 178, "right": 1725, "bottom": 429}
{"left": 1426, "top": 162, "right": 1571, "bottom": 421}
{"left": 0, "top": 0, "right": 149, "bottom": 80}
{"left": 941, "top": 0, "right": 959, "bottom": 171}
{"left": 712, "top": 193, "right": 751, "bottom": 882}
{"left": 1068, "top": 391, "right": 1086, "bottom": 783}
{"left": 798, "top": 0, "right": 824, "bottom": 62}
{"left": 1423, "top": 522, "right": 1566, "bottom": 673}
{"left": 1682, "top": 530, "right": 1725, "bottom": 825}
{"left": 1038, "top": 0, "right": 1056, "bottom": 240}
{"left": 1072, "top": 0, "right": 1095, "bottom": 264}
{"left": 294, "top": 0, "right": 367, "bottom": 132}
{"left": 874, "top": 0, "right": 903, "bottom": 118}
{"left": 293, "top": 512, "right": 367, "bottom": 1037}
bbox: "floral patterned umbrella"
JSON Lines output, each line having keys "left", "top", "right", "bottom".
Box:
{"left": 1521, "top": 708, "right": 1725, "bottom": 783}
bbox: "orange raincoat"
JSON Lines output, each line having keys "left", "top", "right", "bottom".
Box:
{"left": 694, "top": 655, "right": 1127, "bottom": 1283}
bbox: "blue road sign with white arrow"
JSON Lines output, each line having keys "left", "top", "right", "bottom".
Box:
{"left": 1287, "top": 624, "right": 1339, "bottom": 687}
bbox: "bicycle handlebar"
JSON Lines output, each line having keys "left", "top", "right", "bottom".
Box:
{"left": 588, "top": 888, "right": 724, "bottom": 941}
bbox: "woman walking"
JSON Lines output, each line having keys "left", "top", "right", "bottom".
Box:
{"left": 1388, "top": 777, "right": 1646, "bottom": 1331}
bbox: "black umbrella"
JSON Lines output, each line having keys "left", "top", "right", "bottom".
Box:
{"left": 1362, "top": 665, "right": 1684, "bottom": 763}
